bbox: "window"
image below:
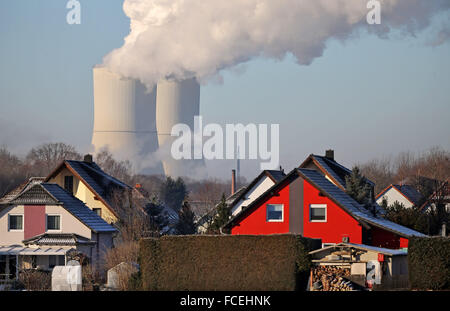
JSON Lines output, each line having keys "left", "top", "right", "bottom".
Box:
{"left": 8, "top": 214, "right": 23, "bottom": 231}
{"left": 64, "top": 176, "right": 74, "bottom": 193}
{"left": 58, "top": 255, "right": 65, "bottom": 266}
{"left": 310, "top": 204, "right": 327, "bottom": 222}
{"left": 47, "top": 215, "right": 61, "bottom": 231}
{"left": 93, "top": 208, "right": 102, "bottom": 217}
{"left": 266, "top": 204, "right": 284, "bottom": 222}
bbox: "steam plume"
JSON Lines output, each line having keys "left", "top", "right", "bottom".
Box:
{"left": 103, "top": 0, "right": 450, "bottom": 87}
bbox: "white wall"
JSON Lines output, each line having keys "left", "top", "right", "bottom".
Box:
{"left": 376, "top": 188, "right": 413, "bottom": 208}
{"left": 0, "top": 204, "right": 92, "bottom": 246}
{"left": 231, "top": 176, "right": 275, "bottom": 216}
{"left": 0, "top": 205, "right": 24, "bottom": 245}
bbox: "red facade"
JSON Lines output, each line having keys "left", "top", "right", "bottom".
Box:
{"left": 230, "top": 175, "right": 410, "bottom": 249}
{"left": 24, "top": 205, "right": 46, "bottom": 240}
{"left": 232, "top": 184, "right": 290, "bottom": 235}
{"left": 302, "top": 180, "right": 363, "bottom": 245}
{"left": 371, "top": 227, "right": 409, "bottom": 249}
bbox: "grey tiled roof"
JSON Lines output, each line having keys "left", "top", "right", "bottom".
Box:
{"left": 226, "top": 170, "right": 286, "bottom": 208}
{"left": 225, "top": 186, "right": 247, "bottom": 205}
{"left": 8, "top": 183, "right": 59, "bottom": 205}
{"left": 311, "top": 155, "right": 375, "bottom": 187}
{"left": 23, "top": 233, "right": 94, "bottom": 246}
{"left": 378, "top": 184, "right": 424, "bottom": 206}
{"left": 0, "top": 177, "right": 46, "bottom": 204}
{"left": 266, "top": 170, "right": 287, "bottom": 182}
{"left": 297, "top": 169, "right": 426, "bottom": 238}
{"left": 65, "top": 161, "right": 131, "bottom": 212}
{"left": 41, "top": 183, "right": 117, "bottom": 233}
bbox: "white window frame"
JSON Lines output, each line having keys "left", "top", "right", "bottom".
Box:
{"left": 8, "top": 214, "right": 24, "bottom": 232}
{"left": 266, "top": 204, "right": 284, "bottom": 222}
{"left": 309, "top": 204, "right": 327, "bottom": 223}
{"left": 46, "top": 214, "right": 62, "bottom": 232}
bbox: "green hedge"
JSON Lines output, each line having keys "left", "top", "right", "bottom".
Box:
{"left": 408, "top": 237, "right": 450, "bottom": 290}
{"left": 138, "top": 234, "right": 321, "bottom": 291}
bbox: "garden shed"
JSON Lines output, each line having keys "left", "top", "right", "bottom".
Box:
{"left": 308, "top": 243, "right": 409, "bottom": 290}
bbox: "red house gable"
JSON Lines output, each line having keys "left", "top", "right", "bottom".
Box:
{"left": 231, "top": 181, "right": 290, "bottom": 235}
{"left": 225, "top": 168, "right": 426, "bottom": 249}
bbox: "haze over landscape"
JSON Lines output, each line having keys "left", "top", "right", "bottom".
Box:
{"left": 0, "top": 0, "right": 449, "bottom": 179}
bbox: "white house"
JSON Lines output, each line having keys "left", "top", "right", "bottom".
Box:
{"left": 230, "top": 170, "right": 286, "bottom": 216}
{"left": 376, "top": 184, "right": 424, "bottom": 209}
{"left": 0, "top": 181, "right": 117, "bottom": 280}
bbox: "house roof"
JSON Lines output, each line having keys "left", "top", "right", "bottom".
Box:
{"left": 420, "top": 179, "right": 450, "bottom": 211}
{"left": 45, "top": 160, "right": 132, "bottom": 219}
{"left": 41, "top": 183, "right": 118, "bottom": 233}
{"left": 0, "top": 177, "right": 46, "bottom": 204}
{"left": 0, "top": 245, "right": 69, "bottom": 256}
{"left": 4, "top": 182, "right": 117, "bottom": 233}
{"left": 309, "top": 243, "right": 407, "bottom": 257}
{"left": 23, "top": 233, "right": 95, "bottom": 246}
{"left": 224, "top": 168, "right": 425, "bottom": 239}
{"left": 299, "top": 154, "right": 375, "bottom": 189}
{"left": 376, "top": 184, "right": 424, "bottom": 206}
{"left": 226, "top": 169, "right": 286, "bottom": 208}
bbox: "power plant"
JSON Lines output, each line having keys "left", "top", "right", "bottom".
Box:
{"left": 156, "top": 78, "right": 203, "bottom": 177}
{"left": 92, "top": 66, "right": 203, "bottom": 177}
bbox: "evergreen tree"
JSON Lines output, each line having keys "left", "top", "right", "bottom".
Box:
{"left": 345, "top": 166, "right": 371, "bottom": 206}
{"left": 385, "top": 201, "right": 429, "bottom": 234}
{"left": 176, "top": 200, "right": 196, "bottom": 235}
{"left": 160, "top": 176, "right": 188, "bottom": 212}
{"left": 208, "top": 194, "right": 231, "bottom": 234}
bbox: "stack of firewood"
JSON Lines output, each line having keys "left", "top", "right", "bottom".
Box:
{"left": 311, "top": 266, "right": 355, "bottom": 291}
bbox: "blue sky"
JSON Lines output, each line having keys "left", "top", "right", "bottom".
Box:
{"left": 0, "top": 0, "right": 449, "bottom": 179}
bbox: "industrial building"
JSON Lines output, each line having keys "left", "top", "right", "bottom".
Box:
{"left": 92, "top": 67, "right": 203, "bottom": 177}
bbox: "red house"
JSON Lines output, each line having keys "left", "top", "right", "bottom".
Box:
{"left": 223, "top": 168, "right": 426, "bottom": 249}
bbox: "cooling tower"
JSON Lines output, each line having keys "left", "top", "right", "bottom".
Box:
{"left": 92, "top": 66, "right": 163, "bottom": 174}
{"left": 156, "top": 78, "right": 204, "bottom": 177}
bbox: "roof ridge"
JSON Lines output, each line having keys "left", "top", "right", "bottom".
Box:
{"left": 72, "top": 160, "right": 131, "bottom": 188}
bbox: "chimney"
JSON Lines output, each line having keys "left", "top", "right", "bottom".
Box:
{"left": 84, "top": 154, "right": 93, "bottom": 163}
{"left": 325, "top": 149, "right": 334, "bottom": 161}
{"left": 231, "top": 169, "right": 236, "bottom": 195}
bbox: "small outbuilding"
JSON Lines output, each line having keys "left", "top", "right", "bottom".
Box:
{"left": 309, "top": 243, "right": 409, "bottom": 290}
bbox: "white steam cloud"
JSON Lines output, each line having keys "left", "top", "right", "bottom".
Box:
{"left": 104, "top": 0, "right": 450, "bottom": 87}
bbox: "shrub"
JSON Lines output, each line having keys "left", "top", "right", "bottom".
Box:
{"left": 104, "top": 241, "right": 140, "bottom": 290}
{"left": 104, "top": 241, "right": 140, "bottom": 271}
{"left": 139, "top": 234, "right": 320, "bottom": 291}
{"left": 128, "top": 271, "right": 143, "bottom": 291}
{"left": 408, "top": 237, "right": 450, "bottom": 290}
{"left": 18, "top": 270, "right": 51, "bottom": 291}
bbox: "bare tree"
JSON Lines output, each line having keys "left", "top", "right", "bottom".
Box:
{"left": 0, "top": 146, "right": 28, "bottom": 196}
{"left": 359, "top": 157, "right": 394, "bottom": 194}
{"left": 95, "top": 148, "right": 133, "bottom": 184}
{"left": 187, "top": 178, "right": 230, "bottom": 217}
{"left": 26, "top": 142, "right": 81, "bottom": 175}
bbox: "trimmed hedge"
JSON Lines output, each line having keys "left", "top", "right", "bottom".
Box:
{"left": 139, "top": 234, "right": 321, "bottom": 291}
{"left": 408, "top": 237, "right": 450, "bottom": 290}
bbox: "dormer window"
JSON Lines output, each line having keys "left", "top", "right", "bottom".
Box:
{"left": 64, "top": 176, "right": 73, "bottom": 193}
